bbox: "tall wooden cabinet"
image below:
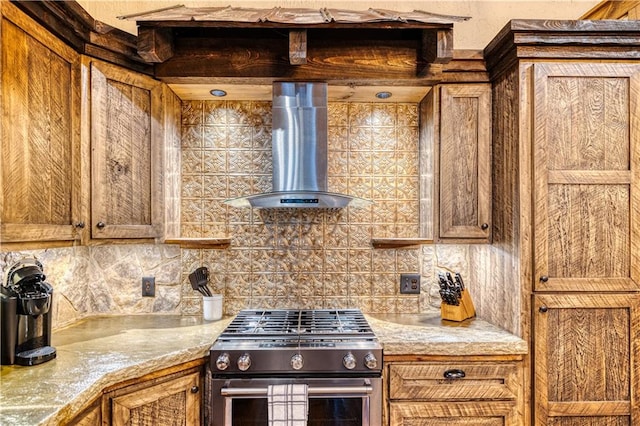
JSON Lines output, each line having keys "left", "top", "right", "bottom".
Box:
{"left": 485, "top": 21, "right": 640, "bottom": 426}
{"left": 0, "top": 2, "right": 82, "bottom": 245}
{"left": 532, "top": 63, "right": 640, "bottom": 293}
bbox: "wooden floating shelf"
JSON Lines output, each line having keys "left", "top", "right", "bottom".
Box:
{"left": 371, "top": 238, "right": 433, "bottom": 249}
{"left": 164, "top": 238, "right": 231, "bottom": 249}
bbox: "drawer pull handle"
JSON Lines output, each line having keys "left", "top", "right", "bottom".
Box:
{"left": 443, "top": 369, "right": 466, "bottom": 380}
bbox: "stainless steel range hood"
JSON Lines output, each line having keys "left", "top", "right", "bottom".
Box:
{"left": 224, "top": 82, "right": 372, "bottom": 209}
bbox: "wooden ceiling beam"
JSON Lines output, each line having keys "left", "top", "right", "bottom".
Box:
{"left": 418, "top": 29, "right": 454, "bottom": 77}
{"left": 138, "top": 27, "right": 174, "bottom": 63}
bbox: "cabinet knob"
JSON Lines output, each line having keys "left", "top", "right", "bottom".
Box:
{"left": 191, "top": 386, "right": 199, "bottom": 394}
{"left": 97, "top": 221, "right": 106, "bottom": 229}
{"left": 443, "top": 369, "right": 466, "bottom": 380}
{"left": 480, "top": 223, "right": 489, "bottom": 231}
{"left": 74, "top": 221, "right": 85, "bottom": 229}
{"left": 540, "top": 275, "right": 549, "bottom": 282}
{"left": 539, "top": 305, "right": 548, "bottom": 313}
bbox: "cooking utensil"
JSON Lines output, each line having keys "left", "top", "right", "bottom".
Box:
{"left": 189, "top": 267, "right": 212, "bottom": 297}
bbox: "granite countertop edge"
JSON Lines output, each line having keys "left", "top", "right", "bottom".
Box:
{"left": 0, "top": 313, "right": 527, "bottom": 425}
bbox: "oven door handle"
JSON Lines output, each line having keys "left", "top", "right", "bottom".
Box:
{"left": 221, "top": 385, "right": 373, "bottom": 397}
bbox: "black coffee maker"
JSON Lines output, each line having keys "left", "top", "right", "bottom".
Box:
{"left": 1, "top": 258, "right": 56, "bottom": 366}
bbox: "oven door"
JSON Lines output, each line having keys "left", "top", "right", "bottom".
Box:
{"left": 211, "top": 376, "right": 382, "bottom": 426}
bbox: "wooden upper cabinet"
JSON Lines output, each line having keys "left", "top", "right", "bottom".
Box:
{"left": 89, "top": 59, "right": 163, "bottom": 240}
{"left": 533, "top": 63, "right": 640, "bottom": 292}
{"left": 534, "top": 294, "right": 640, "bottom": 425}
{"left": 0, "top": 2, "right": 81, "bottom": 244}
{"left": 436, "top": 84, "right": 492, "bottom": 242}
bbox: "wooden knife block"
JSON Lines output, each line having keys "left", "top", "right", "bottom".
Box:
{"left": 440, "top": 289, "right": 475, "bottom": 322}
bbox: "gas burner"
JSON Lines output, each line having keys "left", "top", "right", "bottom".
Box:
{"left": 210, "top": 309, "right": 382, "bottom": 376}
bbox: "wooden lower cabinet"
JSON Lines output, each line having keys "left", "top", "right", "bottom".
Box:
{"left": 102, "top": 363, "right": 203, "bottom": 426}
{"left": 390, "top": 401, "right": 519, "bottom": 425}
{"left": 386, "top": 358, "right": 524, "bottom": 425}
{"left": 67, "top": 401, "right": 101, "bottom": 425}
{"left": 533, "top": 294, "right": 640, "bottom": 425}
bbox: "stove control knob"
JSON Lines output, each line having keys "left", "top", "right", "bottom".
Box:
{"left": 364, "top": 352, "right": 378, "bottom": 370}
{"left": 290, "top": 353, "right": 304, "bottom": 370}
{"left": 237, "top": 353, "right": 252, "bottom": 371}
{"left": 343, "top": 352, "right": 357, "bottom": 370}
{"left": 216, "top": 353, "right": 230, "bottom": 371}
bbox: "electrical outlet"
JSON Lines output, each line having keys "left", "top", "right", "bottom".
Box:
{"left": 400, "top": 274, "right": 421, "bottom": 294}
{"left": 142, "top": 277, "right": 155, "bottom": 297}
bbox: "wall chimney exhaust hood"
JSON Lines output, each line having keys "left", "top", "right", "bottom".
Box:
{"left": 224, "top": 82, "right": 373, "bottom": 209}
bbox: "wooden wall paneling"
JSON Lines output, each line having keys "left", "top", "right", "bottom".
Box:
{"left": 471, "top": 67, "right": 524, "bottom": 338}
{"left": 0, "top": 1, "right": 81, "bottom": 245}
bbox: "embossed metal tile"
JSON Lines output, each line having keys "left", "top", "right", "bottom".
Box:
{"left": 179, "top": 100, "right": 426, "bottom": 314}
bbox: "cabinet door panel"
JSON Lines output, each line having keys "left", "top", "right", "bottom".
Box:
{"left": 111, "top": 371, "right": 200, "bottom": 426}
{"left": 0, "top": 3, "right": 81, "bottom": 243}
{"left": 533, "top": 63, "right": 640, "bottom": 291}
{"left": 533, "top": 294, "right": 640, "bottom": 425}
{"left": 438, "top": 84, "right": 491, "bottom": 241}
{"left": 90, "top": 60, "right": 162, "bottom": 240}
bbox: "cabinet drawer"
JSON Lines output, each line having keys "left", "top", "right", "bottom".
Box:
{"left": 389, "top": 401, "right": 518, "bottom": 425}
{"left": 389, "top": 363, "right": 520, "bottom": 401}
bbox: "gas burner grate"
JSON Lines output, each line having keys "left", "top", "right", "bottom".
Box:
{"left": 221, "top": 309, "right": 373, "bottom": 338}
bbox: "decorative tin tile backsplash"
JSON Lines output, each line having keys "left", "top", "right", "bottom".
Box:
{"left": 180, "top": 100, "right": 424, "bottom": 315}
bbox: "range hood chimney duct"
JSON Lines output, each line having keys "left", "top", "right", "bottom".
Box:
{"left": 224, "top": 82, "right": 372, "bottom": 209}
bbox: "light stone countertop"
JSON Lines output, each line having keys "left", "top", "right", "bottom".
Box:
{"left": 367, "top": 313, "right": 528, "bottom": 356}
{"left": 0, "top": 315, "right": 233, "bottom": 426}
{"left": 0, "top": 313, "right": 526, "bottom": 425}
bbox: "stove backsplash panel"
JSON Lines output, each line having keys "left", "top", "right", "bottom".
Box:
{"left": 179, "top": 100, "right": 471, "bottom": 315}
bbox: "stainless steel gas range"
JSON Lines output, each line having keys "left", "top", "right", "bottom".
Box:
{"left": 208, "top": 309, "right": 382, "bottom": 426}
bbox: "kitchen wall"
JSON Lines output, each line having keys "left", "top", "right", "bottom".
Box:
{"left": 0, "top": 244, "right": 181, "bottom": 329}
{"left": 0, "top": 99, "right": 479, "bottom": 329}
